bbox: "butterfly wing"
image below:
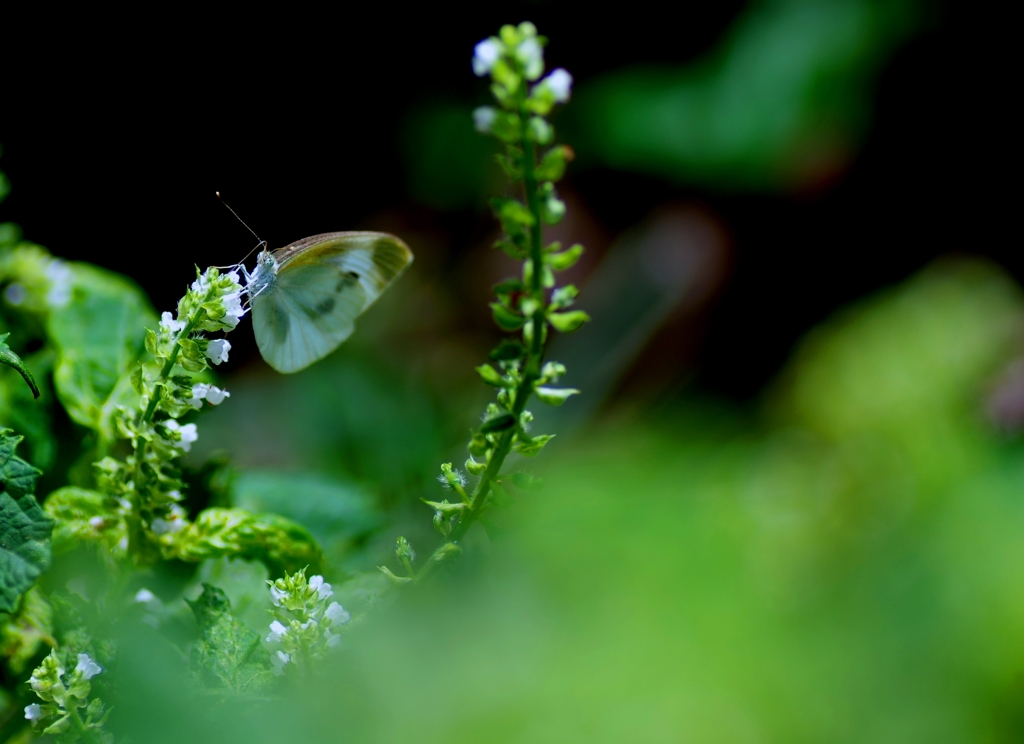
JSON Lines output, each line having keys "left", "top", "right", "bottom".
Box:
{"left": 252, "top": 232, "right": 412, "bottom": 373}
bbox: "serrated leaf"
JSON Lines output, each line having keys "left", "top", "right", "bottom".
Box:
{"left": 534, "top": 386, "right": 581, "bottom": 406}
{"left": 187, "top": 584, "right": 273, "bottom": 694}
{"left": 548, "top": 310, "right": 591, "bottom": 333}
{"left": 0, "top": 429, "right": 53, "bottom": 613}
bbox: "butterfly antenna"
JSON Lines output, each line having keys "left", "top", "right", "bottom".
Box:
{"left": 215, "top": 191, "right": 267, "bottom": 267}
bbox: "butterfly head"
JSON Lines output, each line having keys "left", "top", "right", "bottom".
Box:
{"left": 246, "top": 249, "right": 279, "bottom": 299}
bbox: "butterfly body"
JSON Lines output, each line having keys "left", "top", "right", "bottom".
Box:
{"left": 244, "top": 231, "right": 412, "bottom": 373}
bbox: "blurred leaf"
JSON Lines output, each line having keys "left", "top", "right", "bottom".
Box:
{"left": 0, "top": 429, "right": 52, "bottom": 613}
{"left": 0, "top": 586, "right": 54, "bottom": 673}
{"left": 232, "top": 471, "right": 382, "bottom": 571}
{"left": 186, "top": 584, "right": 273, "bottom": 694}
{"left": 44, "top": 486, "right": 124, "bottom": 555}
{"left": 47, "top": 263, "right": 156, "bottom": 441}
{"left": 571, "top": 0, "right": 921, "bottom": 191}
{"left": 0, "top": 333, "right": 38, "bottom": 399}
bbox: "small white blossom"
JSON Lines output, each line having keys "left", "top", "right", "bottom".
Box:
{"left": 45, "top": 260, "right": 73, "bottom": 308}
{"left": 160, "top": 311, "right": 185, "bottom": 334}
{"left": 327, "top": 633, "right": 342, "bottom": 648}
{"left": 473, "top": 106, "right": 497, "bottom": 134}
{"left": 76, "top": 653, "right": 102, "bottom": 680}
{"left": 89, "top": 516, "right": 104, "bottom": 529}
{"left": 472, "top": 38, "right": 501, "bottom": 76}
{"left": 516, "top": 37, "right": 544, "bottom": 80}
{"left": 150, "top": 518, "right": 171, "bottom": 535}
{"left": 267, "top": 620, "right": 288, "bottom": 643}
{"left": 325, "top": 602, "right": 350, "bottom": 626}
{"left": 269, "top": 585, "right": 287, "bottom": 607}
{"left": 309, "top": 575, "right": 333, "bottom": 600}
{"left": 135, "top": 588, "right": 156, "bottom": 603}
{"left": 539, "top": 68, "right": 573, "bottom": 103}
{"left": 300, "top": 619, "right": 317, "bottom": 630}
{"left": 270, "top": 650, "right": 290, "bottom": 675}
{"left": 24, "top": 703, "right": 42, "bottom": 721}
{"left": 162, "top": 420, "right": 198, "bottom": 452}
{"left": 188, "top": 383, "right": 229, "bottom": 408}
{"left": 221, "top": 291, "right": 246, "bottom": 329}
{"left": 206, "top": 338, "right": 231, "bottom": 365}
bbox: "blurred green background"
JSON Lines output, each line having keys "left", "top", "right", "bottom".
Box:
{"left": 2, "top": 0, "right": 1021, "bottom": 741}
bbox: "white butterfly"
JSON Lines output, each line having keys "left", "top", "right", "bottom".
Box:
{"left": 241, "top": 232, "right": 412, "bottom": 373}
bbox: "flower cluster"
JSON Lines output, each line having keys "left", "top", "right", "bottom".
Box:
{"left": 386, "top": 22, "right": 585, "bottom": 581}
{"left": 94, "top": 266, "right": 244, "bottom": 561}
{"left": 24, "top": 650, "right": 110, "bottom": 742}
{"left": 471, "top": 22, "right": 574, "bottom": 138}
{"left": 265, "top": 569, "right": 350, "bottom": 673}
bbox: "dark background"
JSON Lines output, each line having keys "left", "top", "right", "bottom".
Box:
{"left": 0, "top": 0, "right": 1012, "bottom": 399}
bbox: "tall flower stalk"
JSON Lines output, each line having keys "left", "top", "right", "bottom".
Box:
{"left": 384, "top": 22, "right": 588, "bottom": 581}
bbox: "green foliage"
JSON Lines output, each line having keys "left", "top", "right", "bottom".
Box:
{"left": 0, "top": 586, "right": 54, "bottom": 674}
{"left": 47, "top": 263, "right": 155, "bottom": 441}
{"left": 0, "top": 429, "right": 52, "bottom": 613}
{"left": 187, "top": 584, "right": 273, "bottom": 695}
{"left": 0, "top": 333, "right": 39, "bottom": 399}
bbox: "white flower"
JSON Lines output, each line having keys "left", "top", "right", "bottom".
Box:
{"left": 539, "top": 68, "right": 573, "bottom": 103}
{"left": 473, "top": 106, "right": 497, "bottom": 134}
{"left": 269, "top": 585, "right": 287, "bottom": 607}
{"left": 300, "top": 619, "right": 317, "bottom": 630}
{"left": 150, "top": 518, "right": 171, "bottom": 535}
{"left": 76, "top": 653, "right": 102, "bottom": 680}
{"left": 472, "top": 38, "right": 501, "bottom": 76}
{"left": 327, "top": 633, "right": 342, "bottom": 648}
{"left": 45, "top": 260, "right": 73, "bottom": 308}
{"left": 516, "top": 37, "right": 544, "bottom": 80}
{"left": 206, "top": 338, "right": 231, "bottom": 365}
{"left": 188, "top": 383, "right": 229, "bottom": 408}
{"left": 160, "top": 311, "right": 185, "bottom": 334}
{"left": 163, "top": 420, "right": 198, "bottom": 452}
{"left": 89, "top": 516, "right": 104, "bottom": 528}
{"left": 221, "top": 292, "right": 246, "bottom": 329}
{"left": 267, "top": 620, "right": 288, "bottom": 643}
{"left": 270, "top": 650, "right": 290, "bottom": 675}
{"left": 135, "top": 588, "right": 156, "bottom": 603}
{"left": 309, "top": 575, "right": 333, "bottom": 600}
{"left": 325, "top": 602, "right": 350, "bottom": 626}
{"left": 24, "top": 704, "right": 43, "bottom": 721}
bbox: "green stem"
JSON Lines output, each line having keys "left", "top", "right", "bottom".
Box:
{"left": 429, "top": 95, "right": 549, "bottom": 552}
{"left": 67, "top": 703, "right": 100, "bottom": 744}
{"left": 129, "top": 308, "right": 206, "bottom": 559}
{"left": 141, "top": 309, "right": 206, "bottom": 423}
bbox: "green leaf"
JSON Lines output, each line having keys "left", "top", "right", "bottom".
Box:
{"left": 489, "top": 340, "right": 526, "bottom": 362}
{"left": 534, "top": 145, "right": 573, "bottom": 182}
{"left": 513, "top": 434, "right": 555, "bottom": 457}
{"left": 47, "top": 263, "right": 156, "bottom": 441}
{"left": 480, "top": 413, "right": 517, "bottom": 433}
{"left": 173, "top": 507, "right": 324, "bottom": 578}
{"left": 0, "top": 586, "right": 55, "bottom": 673}
{"left": 548, "top": 310, "right": 591, "bottom": 332}
{"left": 490, "top": 302, "right": 526, "bottom": 331}
{"left": 0, "top": 333, "right": 39, "bottom": 399}
{"left": 232, "top": 470, "right": 382, "bottom": 569}
{"left": 476, "top": 364, "right": 511, "bottom": 388}
{"left": 0, "top": 429, "right": 53, "bottom": 613}
{"left": 187, "top": 584, "right": 273, "bottom": 695}
{"left": 44, "top": 486, "right": 125, "bottom": 555}
{"left": 535, "top": 386, "right": 581, "bottom": 406}
{"left": 546, "top": 244, "right": 584, "bottom": 271}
